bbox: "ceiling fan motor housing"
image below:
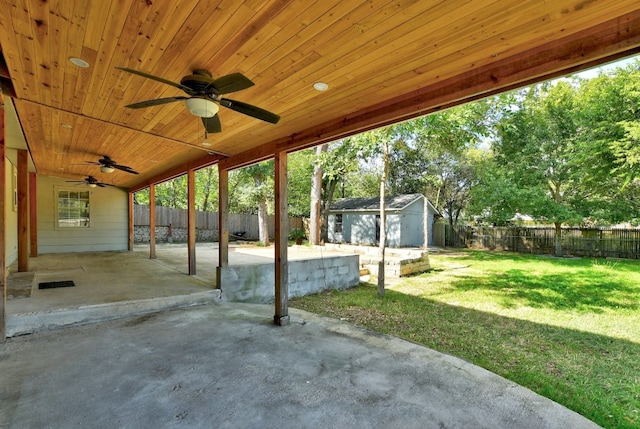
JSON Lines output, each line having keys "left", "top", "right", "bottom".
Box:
{"left": 181, "top": 72, "right": 215, "bottom": 94}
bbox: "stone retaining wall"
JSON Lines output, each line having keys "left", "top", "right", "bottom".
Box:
{"left": 321, "top": 243, "right": 430, "bottom": 277}
{"left": 134, "top": 226, "right": 218, "bottom": 244}
{"left": 362, "top": 253, "right": 431, "bottom": 277}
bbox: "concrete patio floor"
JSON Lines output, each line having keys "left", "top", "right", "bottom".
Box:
{"left": 0, "top": 303, "right": 600, "bottom": 429}
{"left": 4, "top": 243, "right": 353, "bottom": 336}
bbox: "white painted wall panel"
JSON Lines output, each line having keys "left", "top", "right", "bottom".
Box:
{"left": 37, "top": 176, "right": 128, "bottom": 253}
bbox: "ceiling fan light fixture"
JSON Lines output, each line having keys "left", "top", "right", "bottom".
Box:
{"left": 100, "top": 166, "right": 115, "bottom": 173}
{"left": 86, "top": 183, "right": 97, "bottom": 188}
{"left": 185, "top": 98, "right": 219, "bottom": 118}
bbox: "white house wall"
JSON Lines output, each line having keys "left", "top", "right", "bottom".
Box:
{"left": 4, "top": 156, "right": 18, "bottom": 267}
{"left": 37, "top": 175, "right": 128, "bottom": 253}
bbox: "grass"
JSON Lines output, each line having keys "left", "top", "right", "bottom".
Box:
{"left": 290, "top": 250, "right": 640, "bottom": 429}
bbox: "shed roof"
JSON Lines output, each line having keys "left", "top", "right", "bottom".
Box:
{"left": 330, "top": 194, "right": 438, "bottom": 214}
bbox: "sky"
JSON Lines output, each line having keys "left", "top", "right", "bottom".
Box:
{"left": 574, "top": 54, "right": 638, "bottom": 79}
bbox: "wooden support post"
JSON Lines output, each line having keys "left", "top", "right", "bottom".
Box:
{"left": 128, "top": 191, "right": 134, "bottom": 251}
{"left": 218, "top": 168, "right": 229, "bottom": 267}
{"left": 0, "top": 108, "right": 6, "bottom": 339}
{"left": 149, "top": 184, "right": 156, "bottom": 259}
{"left": 17, "top": 150, "right": 28, "bottom": 272}
{"left": 216, "top": 168, "right": 228, "bottom": 290}
{"left": 274, "top": 151, "right": 289, "bottom": 326}
{"left": 188, "top": 169, "right": 196, "bottom": 275}
{"left": 29, "top": 172, "right": 37, "bottom": 257}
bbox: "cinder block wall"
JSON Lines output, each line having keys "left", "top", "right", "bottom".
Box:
{"left": 218, "top": 255, "right": 360, "bottom": 303}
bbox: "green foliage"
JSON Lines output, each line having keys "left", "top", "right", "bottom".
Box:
{"left": 287, "top": 149, "right": 315, "bottom": 217}
{"left": 288, "top": 228, "right": 306, "bottom": 240}
{"left": 229, "top": 160, "right": 274, "bottom": 215}
{"left": 575, "top": 61, "right": 640, "bottom": 200}
{"left": 132, "top": 166, "right": 219, "bottom": 212}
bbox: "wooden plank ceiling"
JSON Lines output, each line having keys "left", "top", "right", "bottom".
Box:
{"left": 0, "top": 0, "right": 639, "bottom": 190}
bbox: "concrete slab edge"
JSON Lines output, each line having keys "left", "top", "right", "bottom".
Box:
{"left": 6, "top": 290, "right": 222, "bottom": 337}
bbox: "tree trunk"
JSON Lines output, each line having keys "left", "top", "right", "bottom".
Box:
{"left": 554, "top": 221, "right": 563, "bottom": 257}
{"left": 378, "top": 141, "right": 390, "bottom": 297}
{"left": 201, "top": 167, "right": 214, "bottom": 211}
{"left": 258, "top": 199, "right": 270, "bottom": 246}
{"left": 320, "top": 179, "right": 338, "bottom": 243}
{"left": 310, "top": 144, "right": 328, "bottom": 245}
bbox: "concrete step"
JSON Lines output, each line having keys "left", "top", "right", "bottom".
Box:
{"left": 7, "top": 290, "right": 221, "bottom": 337}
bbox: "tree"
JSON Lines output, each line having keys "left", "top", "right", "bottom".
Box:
{"left": 309, "top": 144, "right": 328, "bottom": 244}
{"left": 234, "top": 161, "right": 274, "bottom": 245}
{"left": 489, "top": 82, "right": 584, "bottom": 256}
{"left": 196, "top": 166, "right": 218, "bottom": 212}
{"left": 348, "top": 126, "right": 403, "bottom": 296}
{"left": 377, "top": 138, "right": 390, "bottom": 296}
{"left": 572, "top": 62, "right": 640, "bottom": 221}
{"left": 287, "top": 149, "right": 315, "bottom": 217}
{"left": 385, "top": 102, "right": 489, "bottom": 225}
{"left": 316, "top": 139, "right": 371, "bottom": 242}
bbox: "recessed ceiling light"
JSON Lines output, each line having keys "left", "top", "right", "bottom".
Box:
{"left": 69, "top": 57, "right": 90, "bottom": 68}
{"left": 201, "top": 142, "right": 212, "bottom": 147}
{"left": 61, "top": 124, "right": 72, "bottom": 129}
{"left": 313, "top": 82, "right": 329, "bottom": 91}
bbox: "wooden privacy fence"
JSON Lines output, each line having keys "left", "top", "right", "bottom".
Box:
{"left": 134, "top": 205, "right": 303, "bottom": 240}
{"left": 433, "top": 224, "right": 640, "bottom": 259}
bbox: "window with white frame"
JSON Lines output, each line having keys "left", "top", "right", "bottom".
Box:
{"left": 335, "top": 214, "right": 343, "bottom": 233}
{"left": 57, "top": 189, "right": 90, "bottom": 228}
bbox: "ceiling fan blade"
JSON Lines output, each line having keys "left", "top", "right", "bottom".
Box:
{"left": 220, "top": 99, "right": 280, "bottom": 124}
{"left": 96, "top": 183, "right": 107, "bottom": 187}
{"left": 113, "top": 164, "right": 139, "bottom": 175}
{"left": 116, "top": 67, "right": 195, "bottom": 94}
{"left": 210, "top": 73, "right": 254, "bottom": 94}
{"left": 202, "top": 115, "right": 222, "bottom": 133}
{"left": 124, "top": 96, "right": 188, "bottom": 109}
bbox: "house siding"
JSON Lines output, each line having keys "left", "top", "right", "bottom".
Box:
{"left": 37, "top": 176, "right": 128, "bottom": 253}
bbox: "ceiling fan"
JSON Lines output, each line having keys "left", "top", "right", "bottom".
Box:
{"left": 82, "top": 155, "right": 139, "bottom": 175}
{"left": 66, "top": 176, "right": 115, "bottom": 188}
{"left": 116, "top": 67, "right": 281, "bottom": 133}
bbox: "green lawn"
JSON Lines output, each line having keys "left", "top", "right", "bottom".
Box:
{"left": 290, "top": 250, "right": 640, "bottom": 429}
